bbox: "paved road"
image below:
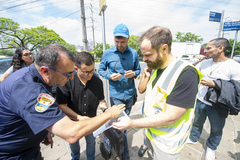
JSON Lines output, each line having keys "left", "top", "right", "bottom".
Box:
{"left": 41, "top": 75, "right": 240, "bottom": 160}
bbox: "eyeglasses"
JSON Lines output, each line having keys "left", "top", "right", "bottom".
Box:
{"left": 44, "top": 65, "right": 74, "bottom": 80}
{"left": 22, "top": 52, "right": 33, "bottom": 57}
{"left": 79, "top": 68, "right": 95, "bottom": 75}
{"left": 205, "top": 45, "right": 220, "bottom": 51}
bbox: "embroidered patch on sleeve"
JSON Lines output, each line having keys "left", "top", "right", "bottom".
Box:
{"left": 35, "top": 93, "right": 55, "bottom": 112}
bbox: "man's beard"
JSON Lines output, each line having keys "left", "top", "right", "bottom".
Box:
{"left": 145, "top": 57, "right": 163, "bottom": 70}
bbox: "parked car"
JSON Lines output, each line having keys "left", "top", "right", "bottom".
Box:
{"left": 233, "top": 55, "right": 240, "bottom": 63}
{"left": 0, "top": 55, "right": 13, "bottom": 60}
{"left": 181, "top": 54, "right": 199, "bottom": 60}
{"left": 0, "top": 59, "right": 12, "bottom": 77}
{"left": 181, "top": 54, "right": 201, "bottom": 64}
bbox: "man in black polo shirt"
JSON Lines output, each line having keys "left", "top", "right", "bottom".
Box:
{"left": 56, "top": 51, "right": 108, "bottom": 160}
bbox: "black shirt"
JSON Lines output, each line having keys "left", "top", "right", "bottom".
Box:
{"left": 152, "top": 66, "right": 199, "bottom": 109}
{"left": 56, "top": 72, "right": 104, "bottom": 117}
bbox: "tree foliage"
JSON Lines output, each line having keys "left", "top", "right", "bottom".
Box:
{"left": 128, "top": 35, "right": 141, "bottom": 57}
{"left": 175, "top": 32, "right": 203, "bottom": 43}
{"left": 93, "top": 43, "right": 111, "bottom": 58}
{"left": 226, "top": 39, "right": 240, "bottom": 57}
{"left": 0, "top": 49, "right": 14, "bottom": 56}
{"left": 0, "top": 17, "right": 77, "bottom": 54}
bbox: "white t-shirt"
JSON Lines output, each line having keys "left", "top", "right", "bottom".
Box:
{"left": 6, "top": 65, "right": 13, "bottom": 74}
{"left": 196, "top": 58, "right": 240, "bottom": 105}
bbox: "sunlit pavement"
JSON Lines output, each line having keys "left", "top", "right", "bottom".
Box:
{"left": 41, "top": 77, "right": 240, "bottom": 160}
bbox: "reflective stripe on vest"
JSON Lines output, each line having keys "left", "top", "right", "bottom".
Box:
{"left": 144, "top": 59, "right": 203, "bottom": 154}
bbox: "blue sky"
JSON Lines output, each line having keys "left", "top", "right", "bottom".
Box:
{"left": 1, "top": 0, "right": 240, "bottom": 47}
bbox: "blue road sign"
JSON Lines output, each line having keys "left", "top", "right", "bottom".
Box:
{"left": 209, "top": 11, "right": 221, "bottom": 22}
{"left": 223, "top": 21, "right": 240, "bottom": 31}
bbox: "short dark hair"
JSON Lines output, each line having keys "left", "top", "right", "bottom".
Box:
{"left": 35, "top": 43, "right": 76, "bottom": 68}
{"left": 139, "top": 26, "right": 172, "bottom": 52}
{"left": 75, "top": 51, "right": 94, "bottom": 69}
{"left": 210, "top": 38, "right": 229, "bottom": 52}
{"left": 115, "top": 36, "right": 125, "bottom": 39}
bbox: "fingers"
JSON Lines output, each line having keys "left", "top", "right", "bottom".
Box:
{"left": 112, "top": 118, "right": 129, "bottom": 130}
{"left": 107, "top": 104, "right": 126, "bottom": 118}
{"left": 118, "top": 104, "right": 126, "bottom": 112}
{"left": 110, "top": 73, "right": 122, "bottom": 81}
{"left": 124, "top": 70, "right": 135, "bottom": 78}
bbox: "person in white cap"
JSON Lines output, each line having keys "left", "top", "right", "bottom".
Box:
{"left": 98, "top": 24, "right": 141, "bottom": 160}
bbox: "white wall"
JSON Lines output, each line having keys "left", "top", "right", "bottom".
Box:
{"left": 171, "top": 42, "right": 202, "bottom": 58}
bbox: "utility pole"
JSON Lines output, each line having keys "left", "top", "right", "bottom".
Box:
{"left": 89, "top": 3, "right": 95, "bottom": 47}
{"left": 218, "top": 10, "right": 224, "bottom": 38}
{"left": 80, "top": 0, "right": 88, "bottom": 51}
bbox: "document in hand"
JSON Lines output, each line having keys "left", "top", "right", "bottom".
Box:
{"left": 93, "top": 111, "right": 129, "bottom": 137}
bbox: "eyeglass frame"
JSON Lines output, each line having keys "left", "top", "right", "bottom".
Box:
{"left": 22, "top": 52, "right": 33, "bottom": 57}
{"left": 44, "top": 65, "right": 74, "bottom": 80}
{"left": 205, "top": 45, "right": 221, "bottom": 51}
{"left": 78, "top": 67, "right": 95, "bottom": 75}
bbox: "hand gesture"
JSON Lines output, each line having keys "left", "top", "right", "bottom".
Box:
{"left": 124, "top": 70, "right": 135, "bottom": 78}
{"left": 194, "top": 55, "right": 206, "bottom": 60}
{"left": 42, "top": 132, "right": 53, "bottom": 148}
{"left": 201, "top": 78, "right": 215, "bottom": 87}
{"left": 112, "top": 116, "right": 131, "bottom": 130}
{"left": 110, "top": 73, "right": 122, "bottom": 81}
{"left": 143, "top": 67, "right": 152, "bottom": 78}
{"left": 105, "top": 104, "right": 125, "bottom": 119}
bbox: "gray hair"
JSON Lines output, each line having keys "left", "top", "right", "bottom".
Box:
{"left": 35, "top": 43, "right": 76, "bottom": 68}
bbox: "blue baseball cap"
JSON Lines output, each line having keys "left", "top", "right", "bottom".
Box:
{"left": 113, "top": 24, "right": 129, "bottom": 38}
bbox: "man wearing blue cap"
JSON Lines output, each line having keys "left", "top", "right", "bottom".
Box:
{"left": 98, "top": 24, "right": 141, "bottom": 160}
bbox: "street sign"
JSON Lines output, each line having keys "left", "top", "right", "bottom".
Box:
{"left": 209, "top": 11, "right": 222, "bottom": 22}
{"left": 99, "top": 0, "right": 107, "bottom": 13}
{"left": 223, "top": 21, "right": 240, "bottom": 31}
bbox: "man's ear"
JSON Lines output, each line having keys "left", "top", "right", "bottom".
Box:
{"left": 161, "top": 44, "right": 168, "bottom": 54}
{"left": 74, "top": 66, "right": 78, "bottom": 71}
{"left": 218, "top": 45, "right": 224, "bottom": 53}
{"left": 40, "top": 66, "right": 49, "bottom": 74}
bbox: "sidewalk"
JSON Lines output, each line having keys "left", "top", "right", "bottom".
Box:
{"left": 40, "top": 99, "right": 240, "bottom": 160}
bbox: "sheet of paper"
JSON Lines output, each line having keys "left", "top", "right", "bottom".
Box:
{"left": 93, "top": 111, "right": 129, "bottom": 137}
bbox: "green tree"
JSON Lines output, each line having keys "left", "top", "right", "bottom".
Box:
{"left": 0, "top": 49, "right": 14, "bottom": 56}
{"left": 60, "top": 42, "right": 77, "bottom": 55}
{"left": 226, "top": 39, "right": 240, "bottom": 57}
{"left": 175, "top": 32, "right": 203, "bottom": 43}
{"left": 128, "top": 35, "right": 141, "bottom": 56}
{"left": 0, "top": 17, "right": 77, "bottom": 53}
{"left": 93, "top": 43, "right": 111, "bottom": 58}
{"left": 0, "top": 17, "right": 20, "bottom": 49}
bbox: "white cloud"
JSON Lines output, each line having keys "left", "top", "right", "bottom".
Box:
{"left": 1, "top": 0, "right": 240, "bottom": 47}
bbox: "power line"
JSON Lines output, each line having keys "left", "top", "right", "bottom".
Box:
{"left": 0, "top": 0, "right": 43, "bottom": 12}
{"left": 0, "top": 0, "right": 25, "bottom": 5}
{"left": 44, "top": 10, "right": 80, "bottom": 26}
{"left": 1, "top": 0, "right": 67, "bottom": 13}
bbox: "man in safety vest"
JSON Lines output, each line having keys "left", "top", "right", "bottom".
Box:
{"left": 112, "top": 26, "right": 203, "bottom": 160}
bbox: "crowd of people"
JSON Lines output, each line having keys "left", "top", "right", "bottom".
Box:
{"left": 0, "top": 23, "right": 239, "bottom": 160}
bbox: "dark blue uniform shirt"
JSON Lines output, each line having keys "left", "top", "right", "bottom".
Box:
{"left": 0, "top": 64, "right": 65, "bottom": 159}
